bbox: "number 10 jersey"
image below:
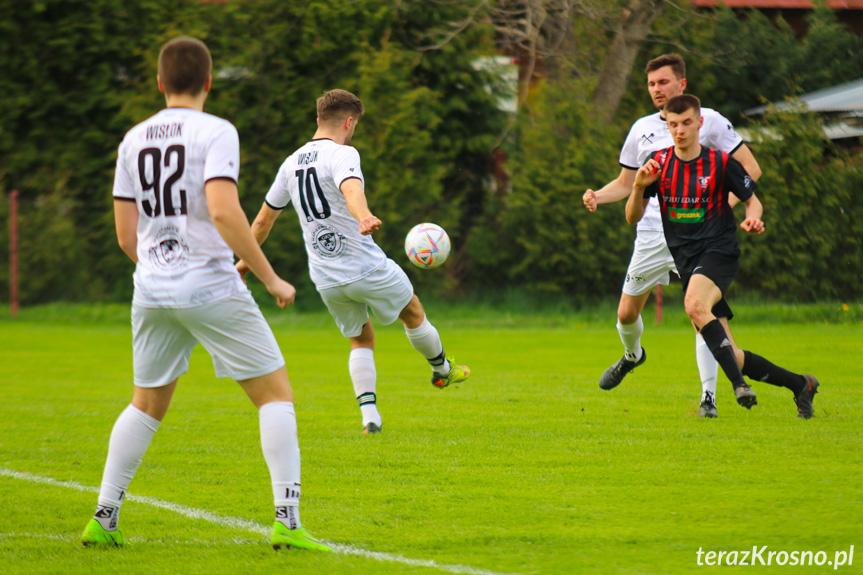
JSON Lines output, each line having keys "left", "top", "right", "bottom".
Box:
{"left": 113, "top": 108, "right": 245, "bottom": 308}
{"left": 265, "top": 138, "right": 386, "bottom": 289}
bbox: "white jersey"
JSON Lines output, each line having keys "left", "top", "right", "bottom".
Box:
{"left": 113, "top": 108, "right": 246, "bottom": 308}
{"left": 619, "top": 108, "right": 743, "bottom": 232}
{"left": 265, "top": 138, "right": 386, "bottom": 289}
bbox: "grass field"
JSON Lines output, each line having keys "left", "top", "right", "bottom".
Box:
{"left": 1, "top": 301, "right": 860, "bottom": 574}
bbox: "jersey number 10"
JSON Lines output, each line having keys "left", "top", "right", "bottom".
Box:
{"left": 296, "top": 167, "right": 331, "bottom": 222}
{"left": 138, "top": 146, "right": 188, "bottom": 217}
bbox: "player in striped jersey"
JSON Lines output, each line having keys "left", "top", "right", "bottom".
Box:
{"left": 81, "top": 37, "right": 330, "bottom": 551}
{"left": 626, "top": 94, "right": 820, "bottom": 419}
{"left": 583, "top": 53, "right": 762, "bottom": 418}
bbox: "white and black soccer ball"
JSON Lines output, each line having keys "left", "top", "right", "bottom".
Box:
{"left": 404, "top": 223, "right": 451, "bottom": 269}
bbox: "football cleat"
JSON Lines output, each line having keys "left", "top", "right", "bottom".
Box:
{"left": 81, "top": 519, "right": 126, "bottom": 547}
{"left": 794, "top": 374, "right": 820, "bottom": 420}
{"left": 271, "top": 521, "right": 332, "bottom": 552}
{"left": 734, "top": 382, "right": 758, "bottom": 409}
{"left": 363, "top": 422, "right": 382, "bottom": 435}
{"left": 431, "top": 358, "right": 470, "bottom": 388}
{"left": 698, "top": 391, "right": 718, "bottom": 418}
{"left": 599, "top": 348, "right": 646, "bottom": 390}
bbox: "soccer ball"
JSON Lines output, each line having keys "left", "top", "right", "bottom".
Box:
{"left": 404, "top": 223, "right": 451, "bottom": 269}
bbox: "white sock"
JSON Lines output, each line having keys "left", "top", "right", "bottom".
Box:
{"left": 350, "top": 348, "right": 381, "bottom": 427}
{"left": 95, "top": 404, "right": 160, "bottom": 530}
{"left": 696, "top": 333, "right": 719, "bottom": 401}
{"left": 617, "top": 316, "right": 644, "bottom": 362}
{"left": 259, "top": 402, "right": 302, "bottom": 530}
{"left": 405, "top": 316, "right": 450, "bottom": 374}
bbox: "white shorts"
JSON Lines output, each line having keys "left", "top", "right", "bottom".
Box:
{"left": 318, "top": 258, "right": 414, "bottom": 338}
{"left": 131, "top": 291, "right": 285, "bottom": 388}
{"left": 622, "top": 230, "right": 678, "bottom": 296}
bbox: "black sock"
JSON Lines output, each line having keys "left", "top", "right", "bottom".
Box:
{"left": 700, "top": 319, "right": 746, "bottom": 388}
{"left": 741, "top": 351, "right": 805, "bottom": 393}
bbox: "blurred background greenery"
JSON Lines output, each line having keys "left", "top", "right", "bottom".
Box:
{"left": 1, "top": 0, "right": 861, "bottom": 306}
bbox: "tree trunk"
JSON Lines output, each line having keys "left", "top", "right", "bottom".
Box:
{"left": 593, "top": 0, "right": 664, "bottom": 123}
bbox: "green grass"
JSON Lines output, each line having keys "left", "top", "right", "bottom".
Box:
{"left": 0, "top": 303, "right": 860, "bottom": 574}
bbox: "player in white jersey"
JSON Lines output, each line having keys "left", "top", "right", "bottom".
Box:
{"left": 582, "top": 54, "right": 762, "bottom": 418}
{"left": 81, "top": 37, "right": 330, "bottom": 552}
{"left": 237, "top": 89, "right": 470, "bottom": 434}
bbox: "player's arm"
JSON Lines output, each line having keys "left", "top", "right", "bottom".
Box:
{"left": 236, "top": 202, "right": 282, "bottom": 277}
{"left": 739, "top": 194, "right": 765, "bottom": 235}
{"left": 728, "top": 144, "right": 762, "bottom": 208}
{"left": 341, "top": 178, "right": 381, "bottom": 235}
{"left": 626, "top": 160, "right": 659, "bottom": 225}
{"left": 114, "top": 199, "right": 139, "bottom": 263}
{"left": 583, "top": 168, "right": 637, "bottom": 212}
{"left": 206, "top": 178, "right": 296, "bottom": 308}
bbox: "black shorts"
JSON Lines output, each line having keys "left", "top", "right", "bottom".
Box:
{"left": 679, "top": 251, "right": 738, "bottom": 320}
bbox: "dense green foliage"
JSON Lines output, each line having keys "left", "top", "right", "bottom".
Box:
{"left": 1, "top": 1, "right": 862, "bottom": 304}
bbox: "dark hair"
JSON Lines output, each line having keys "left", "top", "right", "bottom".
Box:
{"left": 158, "top": 36, "right": 212, "bottom": 96}
{"left": 664, "top": 94, "right": 701, "bottom": 116}
{"left": 645, "top": 53, "right": 686, "bottom": 79}
{"left": 317, "top": 89, "right": 365, "bottom": 124}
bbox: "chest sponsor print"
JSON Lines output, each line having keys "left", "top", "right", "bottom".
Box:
{"left": 668, "top": 207, "right": 705, "bottom": 223}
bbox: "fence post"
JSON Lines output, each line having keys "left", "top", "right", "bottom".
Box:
{"left": 10, "top": 190, "right": 18, "bottom": 318}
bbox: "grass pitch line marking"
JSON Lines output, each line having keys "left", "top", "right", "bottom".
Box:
{"left": 1, "top": 468, "right": 520, "bottom": 575}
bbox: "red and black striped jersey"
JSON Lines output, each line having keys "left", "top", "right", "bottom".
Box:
{"left": 643, "top": 145, "right": 756, "bottom": 270}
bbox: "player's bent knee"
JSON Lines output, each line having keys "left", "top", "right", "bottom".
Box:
{"left": 240, "top": 366, "right": 294, "bottom": 408}
{"left": 399, "top": 294, "right": 425, "bottom": 328}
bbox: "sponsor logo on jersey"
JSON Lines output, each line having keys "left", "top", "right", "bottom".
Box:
{"left": 311, "top": 224, "right": 348, "bottom": 260}
{"left": 148, "top": 226, "right": 190, "bottom": 271}
{"left": 743, "top": 174, "right": 752, "bottom": 189}
{"left": 669, "top": 208, "right": 705, "bottom": 223}
{"left": 698, "top": 176, "right": 711, "bottom": 191}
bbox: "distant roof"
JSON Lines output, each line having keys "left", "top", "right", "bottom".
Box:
{"left": 746, "top": 77, "right": 863, "bottom": 114}
{"left": 694, "top": 1, "right": 863, "bottom": 7}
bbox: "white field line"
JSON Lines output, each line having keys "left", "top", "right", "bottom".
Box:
{"left": 0, "top": 468, "right": 519, "bottom": 575}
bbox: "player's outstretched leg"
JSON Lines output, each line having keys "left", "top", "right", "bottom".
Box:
{"left": 741, "top": 351, "right": 820, "bottom": 419}
{"left": 400, "top": 296, "right": 469, "bottom": 389}
{"left": 600, "top": 316, "right": 646, "bottom": 390}
{"left": 599, "top": 345, "right": 646, "bottom": 391}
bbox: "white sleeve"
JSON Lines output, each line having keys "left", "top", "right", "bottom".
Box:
{"left": 332, "top": 146, "right": 364, "bottom": 189}
{"left": 204, "top": 122, "right": 241, "bottom": 183}
{"left": 264, "top": 163, "right": 292, "bottom": 210}
{"left": 112, "top": 138, "right": 136, "bottom": 201}
{"left": 618, "top": 122, "right": 641, "bottom": 170}
{"left": 703, "top": 110, "right": 743, "bottom": 154}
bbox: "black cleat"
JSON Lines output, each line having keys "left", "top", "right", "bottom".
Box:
{"left": 794, "top": 375, "right": 820, "bottom": 419}
{"left": 734, "top": 383, "right": 758, "bottom": 409}
{"left": 363, "top": 422, "right": 382, "bottom": 435}
{"left": 699, "top": 391, "right": 718, "bottom": 418}
{"left": 599, "top": 348, "right": 646, "bottom": 390}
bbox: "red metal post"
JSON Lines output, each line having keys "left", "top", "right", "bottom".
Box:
{"left": 10, "top": 190, "right": 18, "bottom": 318}
{"left": 655, "top": 284, "right": 662, "bottom": 325}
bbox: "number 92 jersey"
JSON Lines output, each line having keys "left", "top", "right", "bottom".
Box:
{"left": 113, "top": 108, "right": 245, "bottom": 308}
{"left": 265, "top": 138, "right": 386, "bottom": 289}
